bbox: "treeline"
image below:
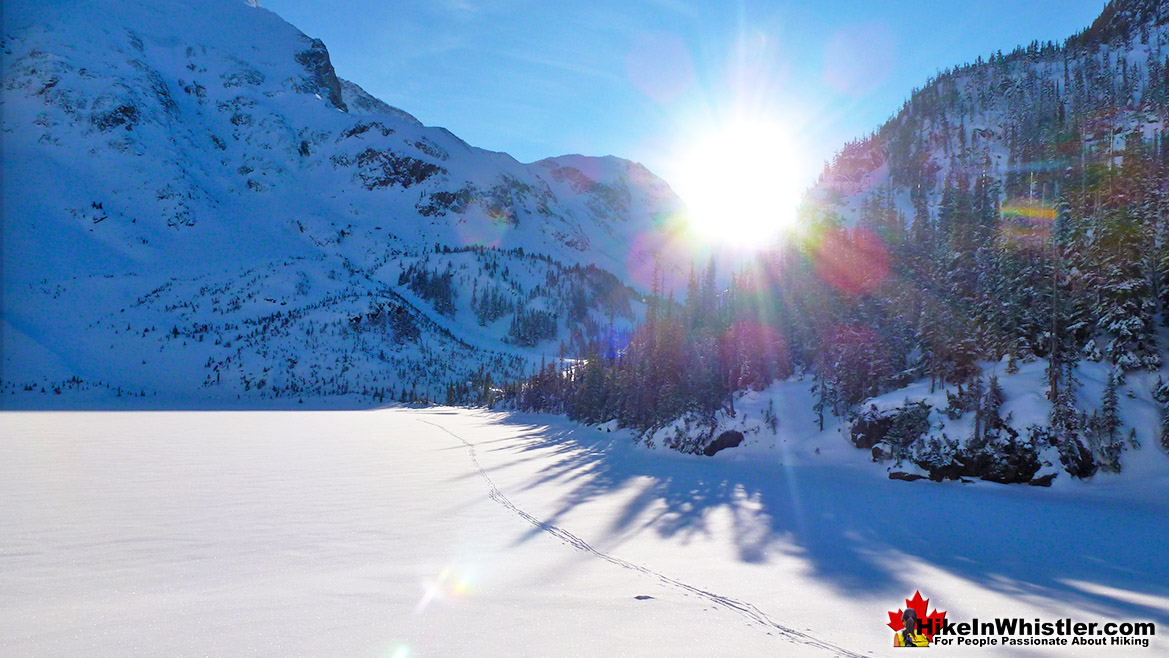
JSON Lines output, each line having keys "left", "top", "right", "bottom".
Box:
{"left": 471, "top": 285, "right": 516, "bottom": 325}
{"left": 505, "top": 262, "right": 793, "bottom": 450}
{"left": 509, "top": 122, "right": 1169, "bottom": 458}
{"left": 507, "top": 307, "right": 558, "bottom": 346}
{"left": 399, "top": 263, "right": 456, "bottom": 316}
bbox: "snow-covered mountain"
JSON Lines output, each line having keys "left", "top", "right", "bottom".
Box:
{"left": 0, "top": 0, "right": 696, "bottom": 406}
{"left": 510, "top": 0, "right": 1169, "bottom": 486}
{"left": 766, "top": 0, "right": 1169, "bottom": 481}
{"left": 807, "top": 0, "right": 1169, "bottom": 228}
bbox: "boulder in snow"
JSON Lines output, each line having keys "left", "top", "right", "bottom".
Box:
{"left": 703, "top": 430, "right": 744, "bottom": 456}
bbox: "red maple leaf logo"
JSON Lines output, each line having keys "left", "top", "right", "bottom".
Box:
{"left": 887, "top": 590, "right": 947, "bottom": 641}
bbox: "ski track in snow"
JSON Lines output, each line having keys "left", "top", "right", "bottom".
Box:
{"left": 416, "top": 417, "right": 867, "bottom": 658}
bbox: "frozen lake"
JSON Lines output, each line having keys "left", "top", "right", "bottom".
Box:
{"left": 2, "top": 408, "right": 1167, "bottom": 656}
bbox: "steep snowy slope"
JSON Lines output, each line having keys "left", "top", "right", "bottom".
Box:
{"left": 781, "top": 0, "right": 1169, "bottom": 480}
{"left": 807, "top": 0, "right": 1169, "bottom": 225}
{"left": 0, "top": 0, "right": 695, "bottom": 405}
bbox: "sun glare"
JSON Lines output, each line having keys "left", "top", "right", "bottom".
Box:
{"left": 673, "top": 120, "right": 806, "bottom": 249}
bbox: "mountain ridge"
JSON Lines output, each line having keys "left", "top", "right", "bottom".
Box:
{"left": 0, "top": 0, "right": 698, "bottom": 406}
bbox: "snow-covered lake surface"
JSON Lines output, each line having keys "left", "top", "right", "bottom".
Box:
{"left": 2, "top": 408, "right": 1167, "bottom": 656}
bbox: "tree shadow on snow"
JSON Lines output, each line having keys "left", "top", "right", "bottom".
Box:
{"left": 481, "top": 412, "right": 1169, "bottom": 627}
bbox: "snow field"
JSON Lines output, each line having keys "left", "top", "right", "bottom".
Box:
{"left": 3, "top": 408, "right": 1167, "bottom": 656}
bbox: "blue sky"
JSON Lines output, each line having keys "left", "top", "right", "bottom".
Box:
{"left": 263, "top": 0, "right": 1106, "bottom": 195}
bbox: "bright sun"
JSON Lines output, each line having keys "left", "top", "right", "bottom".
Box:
{"left": 672, "top": 120, "right": 805, "bottom": 249}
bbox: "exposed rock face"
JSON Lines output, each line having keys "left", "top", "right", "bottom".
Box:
{"left": 1074, "top": 0, "right": 1169, "bottom": 47}
{"left": 853, "top": 402, "right": 1052, "bottom": 485}
{"left": 1028, "top": 473, "right": 1057, "bottom": 487}
{"left": 294, "top": 38, "right": 346, "bottom": 112}
{"left": 1058, "top": 436, "right": 1098, "bottom": 479}
{"left": 351, "top": 147, "right": 444, "bottom": 189}
{"left": 850, "top": 402, "right": 931, "bottom": 451}
{"left": 927, "top": 439, "right": 1042, "bottom": 484}
{"left": 852, "top": 414, "right": 895, "bottom": 450}
{"left": 703, "top": 430, "right": 744, "bottom": 456}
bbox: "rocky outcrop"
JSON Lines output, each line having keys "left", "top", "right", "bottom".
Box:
{"left": 1073, "top": 0, "right": 1169, "bottom": 47}
{"left": 851, "top": 402, "right": 931, "bottom": 450}
{"left": 854, "top": 402, "right": 1051, "bottom": 485}
{"left": 294, "top": 38, "right": 346, "bottom": 112}
{"left": 350, "top": 147, "right": 444, "bottom": 189}
{"left": 926, "top": 437, "right": 1042, "bottom": 484}
{"left": 703, "top": 430, "right": 744, "bottom": 456}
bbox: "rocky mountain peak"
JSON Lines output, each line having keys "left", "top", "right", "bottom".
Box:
{"left": 1073, "top": 0, "right": 1169, "bottom": 47}
{"left": 294, "top": 37, "right": 346, "bottom": 112}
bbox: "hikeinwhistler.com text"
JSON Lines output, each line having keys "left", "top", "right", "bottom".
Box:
{"left": 922, "top": 617, "right": 1155, "bottom": 648}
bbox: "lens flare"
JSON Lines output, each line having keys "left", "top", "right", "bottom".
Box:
{"left": 672, "top": 119, "right": 805, "bottom": 249}
{"left": 1001, "top": 200, "right": 1056, "bottom": 221}
{"left": 414, "top": 563, "right": 477, "bottom": 614}
{"left": 998, "top": 199, "right": 1054, "bottom": 249}
{"left": 812, "top": 226, "right": 889, "bottom": 296}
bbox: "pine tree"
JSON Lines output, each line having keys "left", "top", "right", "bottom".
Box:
{"left": 1053, "top": 362, "right": 1096, "bottom": 478}
{"left": 1161, "top": 401, "right": 1169, "bottom": 454}
{"left": 1100, "top": 371, "right": 1121, "bottom": 443}
{"left": 813, "top": 375, "right": 833, "bottom": 432}
{"left": 1088, "top": 131, "right": 1161, "bottom": 371}
{"left": 1094, "top": 370, "right": 1123, "bottom": 472}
